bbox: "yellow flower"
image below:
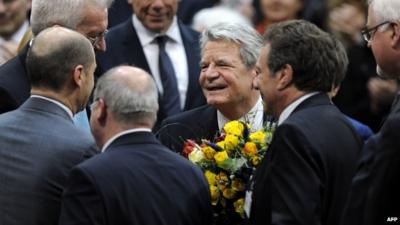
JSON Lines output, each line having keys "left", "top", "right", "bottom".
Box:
{"left": 224, "top": 134, "right": 239, "bottom": 151}
{"left": 202, "top": 146, "right": 216, "bottom": 160}
{"left": 242, "top": 142, "right": 258, "bottom": 157}
{"left": 188, "top": 147, "right": 205, "bottom": 163}
{"left": 204, "top": 170, "right": 217, "bottom": 186}
{"left": 251, "top": 155, "right": 261, "bottom": 166}
{"left": 216, "top": 141, "right": 225, "bottom": 150}
{"left": 249, "top": 131, "right": 267, "bottom": 146}
{"left": 209, "top": 185, "right": 220, "bottom": 206}
{"left": 222, "top": 188, "right": 236, "bottom": 199}
{"left": 214, "top": 151, "right": 228, "bottom": 166}
{"left": 234, "top": 198, "right": 245, "bottom": 217}
{"left": 223, "top": 121, "right": 244, "bottom": 136}
{"left": 231, "top": 178, "right": 245, "bottom": 192}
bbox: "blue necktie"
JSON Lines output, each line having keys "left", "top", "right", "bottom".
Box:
{"left": 156, "top": 36, "right": 181, "bottom": 118}
{"left": 73, "top": 109, "right": 91, "bottom": 132}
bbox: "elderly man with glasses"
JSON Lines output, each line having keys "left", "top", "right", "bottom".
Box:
{"left": 341, "top": 1, "right": 400, "bottom": 225}
{"left": 0, "top": 0, "right": 113, "bottom": 116}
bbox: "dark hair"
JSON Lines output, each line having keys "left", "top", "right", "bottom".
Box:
{"left": 264, "top": 20, "right": 348, "bottom": 92}
{"left": 27, "top": 33, "right": 94, "bottom": 91}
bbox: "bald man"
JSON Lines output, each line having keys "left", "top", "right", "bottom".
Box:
{"left": 0, "top": 27, "right": 97, "bottom": 225}
{"left": 59, "top": 66, "right": 213, "bottom": 225}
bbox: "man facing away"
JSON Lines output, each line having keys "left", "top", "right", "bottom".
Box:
{"left": 159, "top": 22, "right": 266, "bottom": 153}
{"left": 0, "top": 0, "right": 113, "bottom": 113}
{"left": 0, "top": 27, "right": 98, "bottom": 225}
{"left": 247, "top": 20, "right": 362, "bottom": 225}
{"left": 59, "top": 66, "right": 213, "bottom": 225}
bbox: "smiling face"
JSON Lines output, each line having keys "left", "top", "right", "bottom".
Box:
{"left": 129, "top": 0, "right": 178, "bottom": 33}
{"left": 199, "top": 40, "right": 257, "bottom": 110}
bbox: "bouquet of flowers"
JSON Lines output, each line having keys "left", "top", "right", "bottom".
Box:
{"left": 182, "top": 120, "right": 275, "bottom": 224}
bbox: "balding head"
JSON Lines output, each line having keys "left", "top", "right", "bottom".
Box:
{"left": 27, "top": 27, "right": 95, "bottom": 91}
{"left": 93, "top": 66, "right": 159, "bottom": 127}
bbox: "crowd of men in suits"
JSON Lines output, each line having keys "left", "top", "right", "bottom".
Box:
{"left": 0, "top": 0, "right": 399, "bottom": 225}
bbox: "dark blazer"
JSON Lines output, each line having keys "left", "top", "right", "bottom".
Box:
{"left": 249, "top": 93, "right": 362, "bottom": 225}
{"left": 59, "top": 131, "right": 213, "bottom": 225}
{"left": 158, "top": 105, "right": 218, "bottom": 152}
{"left": 340, "top": 97, "right": 400, "bottom": 225}
{"left": 0, "top": 97, "right": 97, "bottom": 225}
{"left": 0, "top": 46, "right": 30, "bottom": 113}
{"left": 158, "top": 104, "right": 272, "bottom": 153}
{"left": 95, "top": 19, "right": 206, "bottom": 126}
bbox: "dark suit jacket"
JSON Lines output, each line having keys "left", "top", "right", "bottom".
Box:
{"left": 59, "top": 131, "right": 213, "bottom": 225}
{"left": 0, "top": 97, "right": 97, "bottom": 225}
{"left": 0, "top": 46, "right": 30, "bottom": 113}
{"left": 158, "top": 104, "right": 272, "bottom": 153}
{"left": 340, "top": 96, "right": 400, "bottom": 225}
{"left": 95, "top": 19, "right": 206, "bottom": 126}
{"left": 249, "top": 93, "right": 362, "bottom": 225}
{"left": 158, "top": 105, "right": 218, "bottom": 152}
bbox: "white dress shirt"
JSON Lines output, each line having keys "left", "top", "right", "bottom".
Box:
{"left": 217, "top": 97, "right": 264, "bottom": 132}
{"left": 278, "top": 92, "right": 319, "bottom": 125}
{"left": 132, "top": 15, "right": 188, "bottom": 109}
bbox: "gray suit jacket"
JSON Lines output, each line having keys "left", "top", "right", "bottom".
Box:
{"left": 0, "top": 97, "right": 97, "bottom": 225}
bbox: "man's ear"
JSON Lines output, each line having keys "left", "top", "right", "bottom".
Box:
{"left": 276, "top": 64, "right": 293, "bottom": 91}
{"left": 93, "top": 98, "right": 108, "bottom": 126}
{"left": 73, "top": 65, "right": 85, "bottom": 87}
{"left": 391, "top": 22, "right": 400, "bottom": 49}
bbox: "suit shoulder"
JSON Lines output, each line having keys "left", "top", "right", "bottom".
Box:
{"left": 107, "top": 20, "right": 131, "bottom": 39}
{"left": 162, "top": 105, "right": 211, "bottom": 125}
{"left": 0, "top": 56, "right": 23, "bottom": 85}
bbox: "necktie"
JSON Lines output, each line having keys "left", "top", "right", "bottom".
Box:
{"left": 156, "top": 35, "right": 181, "bottom": 118}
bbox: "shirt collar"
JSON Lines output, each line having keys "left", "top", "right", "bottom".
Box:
{"left": 278, "top": 92, "right": 319, "bottom": 125}
{"left": 101, "top": 128, "right": 152, "bottom": 152}
{"left": 132, "top": 14, "right": 182, "bottom": 46}
{"left": 217, "top": 97, "right": 264, "bottom": 132}
{"left": 30, "top": 95, "right": 73, "bottom": 119}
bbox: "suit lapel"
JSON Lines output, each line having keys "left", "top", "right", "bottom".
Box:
{"left": 200, "top": 106, "right": 219, "bottom": 140}
{"left": 122, "top": 20, "right": 152, "bottom": 74}
{"left": 12, "top": 45, "right": 30, "bottom": 105}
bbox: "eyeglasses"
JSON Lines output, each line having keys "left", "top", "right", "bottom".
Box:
{"left": 361, "top": 21, "right": 391, "bottom": 42}
{"left": 86, "top": 29, "right": 108, "bottom": 47}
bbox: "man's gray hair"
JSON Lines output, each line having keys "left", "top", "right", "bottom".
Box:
{"left": 369, "top": 0, "right": 400, "bottom": 24}
{"left": 93, "top": 66, "right": 159, "bottom": 125}
{"left": 31, "top": 0, "right": 113, "bottom": 36}
{"left": 200, "top": 22, "right": 263, "bottom": 69}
